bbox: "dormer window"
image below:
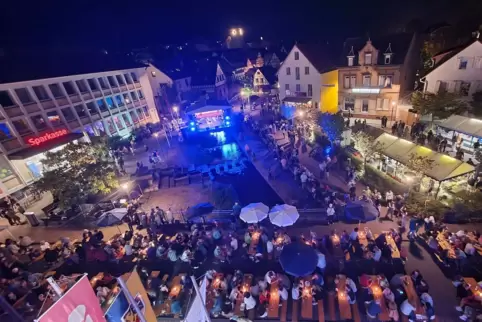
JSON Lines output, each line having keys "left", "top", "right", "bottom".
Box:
{"left": 384, "top": 43, "right": 393, "bottom": 65}
{"left": 384, "top": 55, "right": 391, "bottom": 64}
{"left": 348, "top": 56, "right": 354, "bottom": 66}
{"left": 364, "top": 53, "right": 372, "bottom": 65}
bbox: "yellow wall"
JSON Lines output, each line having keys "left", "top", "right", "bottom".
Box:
{"left": 320, "top": 69, "right": 339, "bottom": 114}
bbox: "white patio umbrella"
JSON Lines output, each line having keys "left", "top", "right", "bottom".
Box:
{"left": 240, "top": 202, "right": 269, "bottom": 223}
{"left": 269, "top": 204, "right": 300, "bottom": 227}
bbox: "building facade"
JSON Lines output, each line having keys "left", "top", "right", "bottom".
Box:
{"left": 0, "top": 66, "right": 159, "bottom": 198}
{"left": 338, "top": 34, "right": 421, "bottom": 122}
{"left": 423, "top": 39, "right": 482, "bottom": 97}
{"left": 278, "top": 44, "right": 337, "bottom": 111}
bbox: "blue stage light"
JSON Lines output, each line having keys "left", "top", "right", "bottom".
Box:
{"left": 226, "top": 121, "right": 231, "bottom": 125}
{"left": 190, "top": 122, "right": 195, "bottom": 126}
{"left": 225, "top": 116, "right": 230, "bottom": 120}
{"left": 190, "top": 127, "right": 195, "bottom": 131}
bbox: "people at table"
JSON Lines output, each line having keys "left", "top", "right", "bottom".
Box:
{"left": 400, "top": 298, "right": 417, "bottom": 321}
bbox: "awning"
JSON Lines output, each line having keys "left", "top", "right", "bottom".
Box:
{"left": 436, "top": 115, "right": 482, "bottom": 138}
{"left": 282, "top": 97, "right": 312, "bottom": 104}
{"left": 373, "top": 133, "right": 475, "bottom": 181}
{"left": 8, "top": 132, "right": 84, "bottom": 160}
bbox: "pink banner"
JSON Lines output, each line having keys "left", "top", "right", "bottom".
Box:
{"left": 38, "top": 275, "right": 106, "bottom": 322}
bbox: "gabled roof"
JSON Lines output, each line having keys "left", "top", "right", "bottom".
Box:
{"left": 295, "top": 44, "right": 337, "bottom": 74}
{"left": 190, "top": 59, "right": 223, "bottom": 87}
{"left": 425, "top": 39, "right": 482, "bottom": 77}
{"left": 0, "top": 49, "right": 145, "bottom": 84}
{"left": 340, "top": 33, "right": 414, "bottom": 66}
{"left": 257, "top": 66, "right": 278, "bottom": 85}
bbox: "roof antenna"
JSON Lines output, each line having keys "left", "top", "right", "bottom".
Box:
{"left": 385, "top": 43, "right": 393, "bottom": 54}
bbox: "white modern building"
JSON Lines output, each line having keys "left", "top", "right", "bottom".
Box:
{"left": 278, "top": 44, "right": 336, "bottom": 110}
{"left": 0, "top": 51, "right": 161, "bottom": 199}
{"left": 423, "top": 39, "right": 482, "bottom": 96}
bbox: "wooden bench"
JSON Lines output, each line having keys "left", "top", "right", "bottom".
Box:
{"left": 267, "top": 281, "right": 280, "bottom": 318}
{"left": 317, "top": 300, "right": 325, "bottom": 322}
{"left": 366, "top": 275, "right": 390, "bottom": 321}
{"left": 280, "top": 300, "right": 288, "bottom": 322}
{"left": 328, "top": 292, "right": 336, "bottom": 321}
{"left": 402, "top": 276, "right": 425, "bottom": 316}
{"left": 337, "top": 275, "right": 352, "bottom": 320}
{"left": 291, "top": 299, "right": 299, "bottom": 322}
{"left": 351, "top": 303, "right": 361, "bottom": 322}
{"left": 301, "top": 281, "right": 313, "bottom": 319}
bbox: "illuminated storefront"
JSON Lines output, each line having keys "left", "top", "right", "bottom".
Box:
{"left": 8, "top": 129, "right": 85, "bottom": 184}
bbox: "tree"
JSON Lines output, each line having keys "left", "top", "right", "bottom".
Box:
{"left": 405, "top": 153, "right": 435, "bottom": 181}
{"left": 351, "top": 132, "right": 385, "bottom": 170}
{"left": 471, "top": 91, "right": 482, "bottom": 117}
{"left": 34, "top": 141, "right": 118, "bottom": 208}
{"left": 318, "top": 112, "right": 345, "bottom": 143}
{"left": 411, "top": 90, "right": 469, "bottom": 119}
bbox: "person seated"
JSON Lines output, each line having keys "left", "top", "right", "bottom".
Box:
{"left": 420, "top": 292, "right": 436, "bottom": 320}
{"left": 372, "top": 245, "right": 382, "bottom": 262}
{"left": 427, "top": 235, "right": 439, "bottom": 251}
{"left": 221, "top": 296, "right": 234, "bottom": 318}
{"left": 264, "top": 271, "right": 276, "bottom": 285}
{"left": 278, "top": 286, "right": 289, "bottom": 302}
{"left": 210, "top": 290, "right": 224, "bottom": 317}
{"left": 312, "top": 273, "right": 324, "bottom": 287}
{"left": 19, "top": 236, "right": 33, "bottom": 247}
{"left": 400, "top": 299, "right": 417, "bottom": 322}
{"left": 259, "top": 288, "right": 270, "bottom": 306}
{"left": 171, "top": 295, "right": 183, "bottom": 315}
{"left": 243, "top": 292, "right": 256, "bottom": 312}
{"left": 464, "top": 242, "right": 476, "bottom": 256}
{"left": 349, "top": 228, "right": 359, "bottom": 241}
{"left": 456, "top": 281, "right": 482, "bottom": 318}
{"left": 346, "top": 284, "right": 357, "bottom": 305}
{"left": 410, "top": 270, "right": 423, "bottom": 286}
{"left": 366, "top": 297, "right": 382, "bottom": 319}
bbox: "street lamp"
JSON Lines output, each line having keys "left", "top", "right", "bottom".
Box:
{"left": 172, "top": 106, "right": 179, "bottom": 113}
{"left": 298, "top": 110, "right": 304, "bottom": 117}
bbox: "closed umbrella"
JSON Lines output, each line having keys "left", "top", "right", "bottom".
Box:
{"left": 279, "top": 242, "right": 318, "bottom": 277}
{"left": 240, "top": 202, "right": 269, "bottom": 223}
{"left": 269, "top": 204, "right": 299, "bottom": 227}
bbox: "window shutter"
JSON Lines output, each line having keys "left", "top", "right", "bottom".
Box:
{"left": 454, "top": 81, "right": 462, "bottom": 94}
{"left": 448, "top": 81, "right": 456, "bottom": 93}
{"left": 434, "top": 80, "right": 441, "bottom": 93}
{"left": 376, "top": 98, "right": 383, "bottom": 110}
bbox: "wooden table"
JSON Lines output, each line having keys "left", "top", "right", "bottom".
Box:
{"left": 234, "top": 274, "right": 253, "bottom": 316}
{"left": 337, "top": 275, "right": 352, "bottom": 320}
{"left": 436, "top": 233, "right": 456, "bottom": 258}
{"left": 267, "top": 280, "right": 280, "bottom": 318}
{"left": 90, "top": 272, "right": 104, "bottom": 287}
{"left": 402, "top": 276, "right": 425, "bottom": 315}
{"left": 301, "top": 280, "right": 313, "bottom": 319}
{"left": 248, "top": 231, "right": 261, "bottom": 255}
{"left": 385, "top": 235, "right": 400, "bottom": 258}
{"left": 367, "top": 275, "right": 390, "bottom": 321}
{"left": 463, "top": 277, "right": 482, "bottom": 299}
{"left": 206, "top": 273, "right": 224, "bottom": 311}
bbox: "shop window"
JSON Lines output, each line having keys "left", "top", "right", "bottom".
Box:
{"left": 137, "top": 108, "right": 145, "bottom": 119}
{"left": 344, "top": 97, "right": 355, "bottom": 111}
{"left": 12, "top": 119, "right": 32, "bottom": 135}
{"left": 61, "top": 107, "right": 76, "bottom": 121}
{"left": 0, "top": 123, "right": 13, "bottom": 141}
{"left": 86, "top": 102, "right": 98, "bottom": 114}
{"left": 32, "top": 86, "right": 50, "bottom": 101}
{"left": 74, "top": 104, "right": 87, "bottom": 118}
{"left": 137, "top": 90, "right": 144, "bottom": 99}
{"left": 98, "top": 77, "right": 109, "bottom": 90}
{"left": 116, "top": 75, "right": 125, "bottom": 85}
{"left": 122, "top": 114, "right": 131, "bottom": 127}
{"left": 87, "top": 79, "right": 98, "bottom": 91}
{"left": 76, "top": 80, "right": 89, "bottom": 93}
{"left": 46, "top": 111, "right": 63, "bottom": 127}
{"left": 15, "top": 88, "right": 34, "bottom": 104}
{"left": 362, "top": 99, "right": 369, "bottom": 112}
{"left": 96, "top": 99, "right": 107, "bottom": 111}
{"left": 106, "top": 119, "right": 116, "bottom": 133}
{"left": 48, "top": 84, "right": 65, "bottom": 98}
{"left": 130, "top": 111, "right": 138, "bottom": 123}
{"left": 114, "top": 95, "right": 124, "bottom": 107}
{"left": 123, "top": 93, "right": 131, "bottom": 104}
{"left": 107, "top": 76, "right": 117, "bottom": 87}
{"left": 31, "top": 115, "right": 48, "bottom": 131}
{"left": 113, "top": 116, "right": 124, "bottom": 129}
{"left": 131, "top": 91, "right": 138, "bottom": 101}
{"left": 124, "top": 73, "right": 133, "bottom": 84}
{"left": 62, "top": 81, "right": 77, "bottom": 96}
{"left": 143, "top": 106, "right": 150, "bottom": 117}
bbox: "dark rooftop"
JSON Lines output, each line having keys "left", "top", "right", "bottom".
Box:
{"left": 0, "top": 49, "right": 145, "bottom": 84}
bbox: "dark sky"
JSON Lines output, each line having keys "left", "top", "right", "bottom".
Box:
{"left": 1, "top": 0, "right": 481, "bottom": 51}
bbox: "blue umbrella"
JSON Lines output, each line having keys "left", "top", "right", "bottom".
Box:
{"left": 96, "top": 213, "right": 121, "bottom": 227}
{"left": 344, "top": 200, "right": 378, "bottom": 223}
{"left": 279, "top": 242, "right": 318, "bottom": 277}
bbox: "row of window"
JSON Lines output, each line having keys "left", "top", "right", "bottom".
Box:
{"left": 342, "top": 74, "right": 393, "bottom": 88}
{"left": 437, "top": 80, "right": 480, "bottom": 96}
{"left": 0, "top": 72, "right": 140, "bottom": 108}
{"left": 285, "top": 66, "right": 310, "bottom": 79}
{"left": 284, "top": 84, "right": 313, "bottom": 96}
{"left": 458, "top": 57, "right": 482, "bottom": 70}
{"left": 347, "top": 53, "right": 392, "bottom": 67}
{"left": 0, "top": 105, "right": 150, "bottom": 142}
{"left": 343, "top": 98, "right": 394, "bottom": 112}
{"left": 215, "top": 74, "right": 226, "bottom": 83}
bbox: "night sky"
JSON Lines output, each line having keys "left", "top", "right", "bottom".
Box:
{"left": 1, "top": 0, "right": 481, "bottom": 51}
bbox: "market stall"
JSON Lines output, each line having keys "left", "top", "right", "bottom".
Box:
{"left": 435, "top": 115, "right": 482, "bottom": 154}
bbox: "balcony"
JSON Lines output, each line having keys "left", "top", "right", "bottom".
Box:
{"left": 56, "top": 97, "right": 70, "bottom": 107}
{"left": 4, "top": 106, "right": 23, "bottom": 118}
{"left": 81, "top": 92, "right": 92, "bottom": 100}
{"left": 127, "top": 84, "right": 135, "bottom": 90}
{"left": 23, "top": 103, "right": 41, "bottom": 114}
{"left": 112, "top": 87, "right": 120, "bottom": 93}
{"left": 120, "top": 85, "right": 127, "bottom": 92}
{"left": 139, "top": 98, "right": 146, "bottom": 105}
{"left": 67, "top": 120, "right": 80, "bottom": 129}
{"left": 41, "top": 99, "right": 56, "bottom": 110}
{"left": 134, "top": 100, "right": 141, "bottom": 107}
{"left": 2, "top": 137, "right": 22, "bottom": 152}
{"left": 102, "top": 88, "right": 112, "bottom": 95}
{"left": 135, "top": 82, "right": 141, "bottom": 88}
{"left": 91, "top": 114, "right": 101, "bottom": 121}
{"left": 101, "top": 110, "right": 110, "bottom": 118}
{"left": 92, "top": 90, "right": 102, "bottom": 98}
{"left": 69, "top": 94, "right": 81, "bottom": 103}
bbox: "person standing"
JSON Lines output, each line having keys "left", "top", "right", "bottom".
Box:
{"left": 326, "top": 204, "right": 335, "bottom": 224}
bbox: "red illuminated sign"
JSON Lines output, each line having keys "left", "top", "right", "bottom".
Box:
{"left": 27, "top": 129, "right": 68, "bottom": 146}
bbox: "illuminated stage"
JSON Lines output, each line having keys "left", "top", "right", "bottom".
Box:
{"left": 185, "top": 99, "right": 233, "bottom": 133}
